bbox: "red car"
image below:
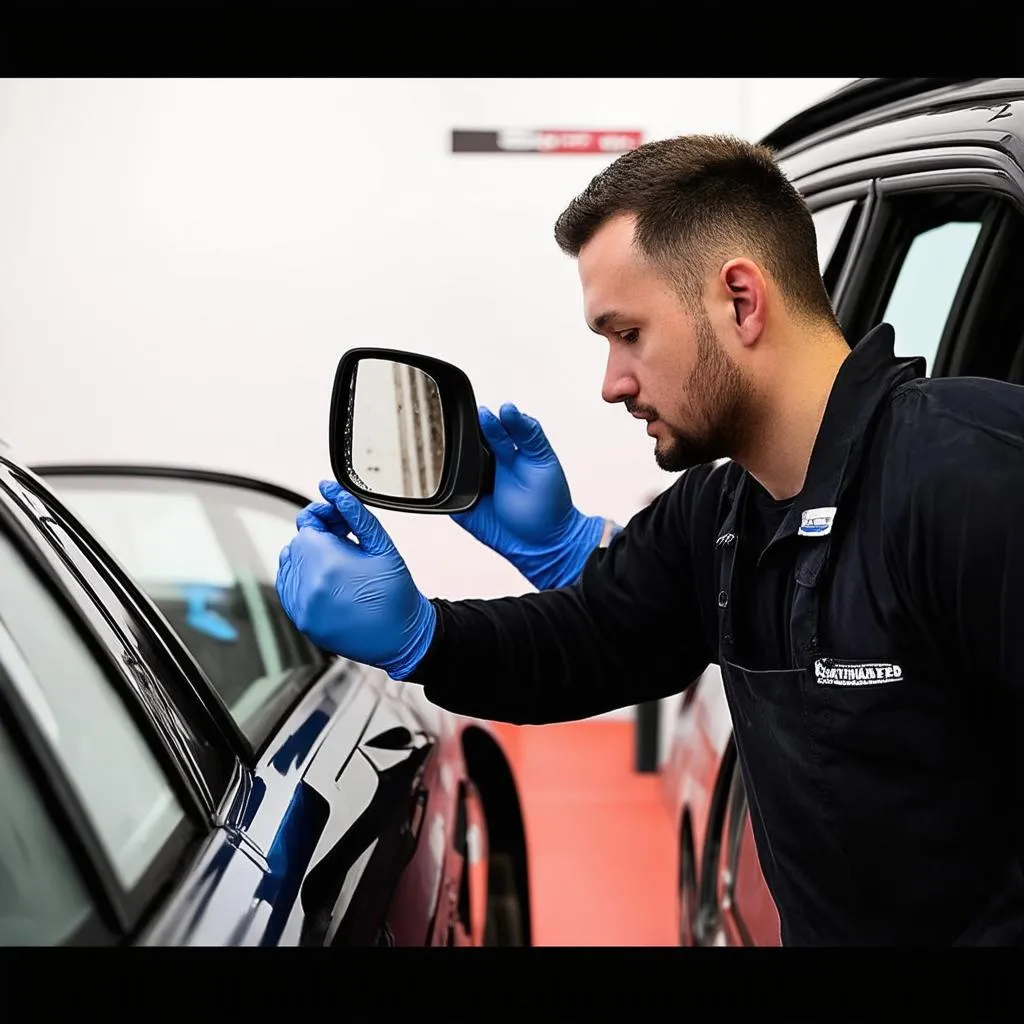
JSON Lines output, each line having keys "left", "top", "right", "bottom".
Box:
{"left": 662, "top": 667, "right": 781, "bottom": 946}
{"left": 662, "top": 76, "right": 1024, "bottom": 945}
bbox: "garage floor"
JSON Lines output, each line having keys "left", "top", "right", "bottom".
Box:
{"left": 489, "top": 719, "right": 677, "bottom": 946}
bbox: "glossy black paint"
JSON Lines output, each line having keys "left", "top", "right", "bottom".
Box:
{"left": 760, "top": 78, "right": 983, "bottom": 153}
{"left": 1, "top": 455, "right": 530, "bottom": 945}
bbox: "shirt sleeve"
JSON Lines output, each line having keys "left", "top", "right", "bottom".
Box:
{"left": 406, "top": 471, "right": 715, "bottom": 725}
{"left": 884, "top": 390, "right": 1024, "bottom": 724}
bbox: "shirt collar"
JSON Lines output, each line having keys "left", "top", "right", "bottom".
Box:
{"left": 742, "top": 323, "right": 926, "bottom": 553}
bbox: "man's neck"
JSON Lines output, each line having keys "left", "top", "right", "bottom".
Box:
{"left": 735, "top": 332, "right": 851, "bottom": 501}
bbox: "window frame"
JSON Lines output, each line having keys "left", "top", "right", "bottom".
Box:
{"left": 33, "top": 465, "right": 333, "bottom": 760}
{"left": 1, "top": 465, "right": 240, "bottom": 808}
{"left": 803, "top": 178, "right": 876, "bottom": 320}
{"left": 0, "top": 494, "right": 207, "bottom": 938}
{"left": 792, "top": 142, "right": 1024, "bottom": 342}
{"left": 837, "top": 166, "right": 1024, "bottom": 376}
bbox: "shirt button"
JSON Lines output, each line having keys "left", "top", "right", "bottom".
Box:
{"left": 718, "top": 591, "right": 729, "bottom": 608}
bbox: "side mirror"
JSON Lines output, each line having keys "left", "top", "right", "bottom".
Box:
{"left": 329, "top": 347, "right": 494, "bottom": 514}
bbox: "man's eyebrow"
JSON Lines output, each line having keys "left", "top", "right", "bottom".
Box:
{"left": 590, "top": 310, "right": 623, "bottom": 334}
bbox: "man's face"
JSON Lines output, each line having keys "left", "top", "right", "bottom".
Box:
{"left": 578, "top": 213, "right": 752, "bottom": 472}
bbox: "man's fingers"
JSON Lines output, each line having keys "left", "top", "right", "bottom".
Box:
{"left": 499, "top": 403, "right": 555, "bottom": 461}
{"left": 319, "top": 480, "right": 394, "bottom": 557}
{"left": 478, "top": 406, "right": 519, "bottom": 466}
{"left": 296, "top": 499, "right": 348, "bottom": 534}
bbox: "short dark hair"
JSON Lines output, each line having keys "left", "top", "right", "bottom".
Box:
{"left": 553, "top": 134, "right": 837, "bottom": 325}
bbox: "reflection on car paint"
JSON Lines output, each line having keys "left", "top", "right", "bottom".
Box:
{"left": 257, "top": 783, "right": 330, "bottom": 946}
{"left": 300, "top": 739, "right": 432, "bottom": 946}
{"left": 225, "top": 901, "right": 263, "bottom": 947}
{"left": 269, "top": 692, "right": 341, "bottom": 776}
{"left": 185, "top": 841, "right": 236, "bottom": 936}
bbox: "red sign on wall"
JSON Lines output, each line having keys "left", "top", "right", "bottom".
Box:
{"left": 452, "top": 129, "right": 643, "bottom": 154}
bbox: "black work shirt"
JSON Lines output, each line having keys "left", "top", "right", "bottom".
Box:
{"left": 409, "top": 323, "right": 1024, "bottom": 945}
{"left": 731, "top": 481, "right": 793, "bottom": 670}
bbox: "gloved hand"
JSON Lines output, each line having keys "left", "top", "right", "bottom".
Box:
{"left": 451, "top": 403, "right": 605, "bottom": 590}
{"left": 276, "top": 480, "right": 436, "bottom": 681}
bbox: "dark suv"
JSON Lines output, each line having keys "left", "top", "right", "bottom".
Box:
{"left": 662, "top": 77, "right": 1024, "bottom": 946}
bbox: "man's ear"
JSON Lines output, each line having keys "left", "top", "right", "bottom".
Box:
{"left": 719, "top": 258, "right": 767, "bottom": 348}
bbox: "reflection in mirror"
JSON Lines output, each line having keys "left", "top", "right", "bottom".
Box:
{"left": 349, "top": 359, "right": 445, "bottom": 499}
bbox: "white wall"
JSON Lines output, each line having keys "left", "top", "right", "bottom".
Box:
{"left": 0, "top": 78, "right": 851, "bottom": 722}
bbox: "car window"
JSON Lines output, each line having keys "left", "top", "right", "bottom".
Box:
{"left": 881, "top": 219, "right": 983, "bottom": 374}
{"left": 0, "top": 709, "right": 97, "bottom": 945}
{"left": 47, "top": 476, "right": 327, "bottom": 746}
{"left": 811, "top": 200, "right": 857, "bottom": 276}
{"left": 0, "top": 530, "right": 185, "bottom": 889}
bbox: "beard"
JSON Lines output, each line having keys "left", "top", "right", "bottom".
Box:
{"left": 632, "top": 309, "right": 753, "bottom": 473}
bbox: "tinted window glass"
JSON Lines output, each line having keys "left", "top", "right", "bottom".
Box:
{"left": 0, "top": 531, "right": 184, "bottom": 889}
{"left": 48, "top": 477, "right": 325, "bottom": 745}
{"left": 0, "top": 711, "right": 95, "bottom": 945}
{"left": 882, "top": 220, "right": 983, "bottom": 374}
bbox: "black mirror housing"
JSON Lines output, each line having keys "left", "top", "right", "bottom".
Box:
{"left": 329, "top": 347, "right": 494, "bottom": 514}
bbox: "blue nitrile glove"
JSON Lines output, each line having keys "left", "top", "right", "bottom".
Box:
{"left": 451, "top": 403, "right": 605, "bottom": 590}
{"left": 276, "top": 480, "right": 436, "bottom": 681}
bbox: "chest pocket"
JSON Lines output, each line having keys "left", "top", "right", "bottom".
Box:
{"left": 792, "top": 527, "right": 922, "bottom": 761}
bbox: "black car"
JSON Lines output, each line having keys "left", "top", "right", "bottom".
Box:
{"left": 0, "top": 450, "right": 531, "bottom": 945}
{"left": 662, "top": 76, "right": 1024, "bottom": 946}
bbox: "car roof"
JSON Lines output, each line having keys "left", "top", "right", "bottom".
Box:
{"left": 760, "top": 77, "right": 1023, "bottom": 158}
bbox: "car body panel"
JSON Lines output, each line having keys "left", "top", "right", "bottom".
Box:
{"left": 775, "top": 80, "right": 1024, "bottom": 181}
{"left": 0, "top": 455, "right": 530, "bottom": 946}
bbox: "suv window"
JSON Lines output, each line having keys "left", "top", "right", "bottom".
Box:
{"left": 847, "top": 189, "right": 1022, "bottom": 378}
{"left": 0, "top": 529, "right": 185, "bottom": 889}
{"left": 881, "top": 220, "right": 983, "bottom": 374}
{"left": 0, "top": 709, "right": 97, "bottom": 945}
{"left": 47, "top": 475, "right": 327, "bottom": 747}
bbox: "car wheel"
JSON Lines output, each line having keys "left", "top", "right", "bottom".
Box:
{"left": 678, "top": 827, "right": 699, "bottom": 946}
{"left": 460, "top": 782, "right": 526, "bottom": 946}
{"left": 484, "top": 852, "right": 525, "bottom": 946}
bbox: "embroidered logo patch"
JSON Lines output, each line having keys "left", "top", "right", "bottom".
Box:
{"left": 814, "top": 659, "right": 903, "bottom": 686}
{"left": 798, "top": 507, "right": 837, "bottom": 537}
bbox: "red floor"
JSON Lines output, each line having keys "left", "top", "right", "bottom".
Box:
{"left": 489, "top": 719, "right": 677, "bottom": 946}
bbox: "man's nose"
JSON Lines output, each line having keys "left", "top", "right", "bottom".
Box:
{"left": 601, "top": 353, "right": 638, "bottom": 405}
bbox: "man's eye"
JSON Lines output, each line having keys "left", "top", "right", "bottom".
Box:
{"left": 619, "top": 329, "right": 639, "bottom": 344}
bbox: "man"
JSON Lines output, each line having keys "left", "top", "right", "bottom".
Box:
{"left": 276, "top": 134, "right": 1024, "bottom": 945}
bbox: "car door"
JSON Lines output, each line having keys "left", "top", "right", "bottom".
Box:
{"left": 35, "top": 466, "right": 470, "bottom": 945}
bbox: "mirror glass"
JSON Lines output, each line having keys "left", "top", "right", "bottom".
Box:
{"left": 349, "top": 359, "right": 445, "bottom": 499}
